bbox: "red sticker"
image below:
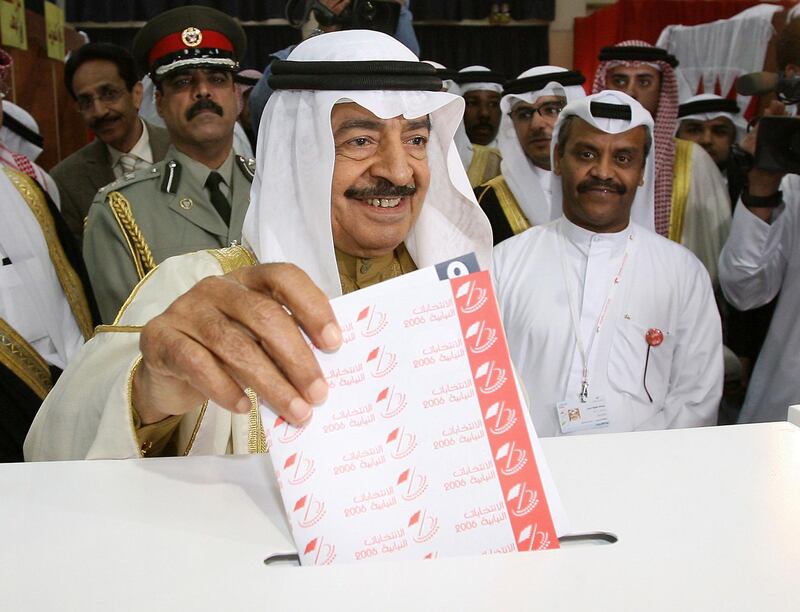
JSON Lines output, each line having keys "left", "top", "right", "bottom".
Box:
{"left": 646, "top": 328, "right": 664, "bottom": 347}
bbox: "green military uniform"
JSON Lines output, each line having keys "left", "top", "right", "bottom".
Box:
{"left": 84, "top": 146, "right": 254, "bottom": 322}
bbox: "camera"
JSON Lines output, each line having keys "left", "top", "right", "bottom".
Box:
{"left": 736, "top": 72, "right": 800, "bottom": 174}
{"left": 286, "top": 1, "right": 400, "bottom": 35}
{"left": 754, "top": 116, "right": 800, "bottom": 175}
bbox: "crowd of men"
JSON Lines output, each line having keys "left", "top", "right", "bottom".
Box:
{"left": 2, "top": 2, "right": 799, "bottom": 462}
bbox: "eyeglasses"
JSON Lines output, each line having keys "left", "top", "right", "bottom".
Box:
{"left": 509, "top": 102, "right": 565, "bottom": 123}
{"left": 75, "top": 86, "right": 125, "bottom": 112}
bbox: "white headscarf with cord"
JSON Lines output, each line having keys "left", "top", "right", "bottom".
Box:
{"left": 422, "top": 60, "right": 472, "bottom": 168}
{"left": 497, "top": 66, "right": 586, "bottom": 226}
{"left": 453, "top": 66, "right": 502, "bottom": 169}
{"left": 243, "top": 30, "right": 493, "bottom": 299}
{"left": 550, "top": 90, "right": 655, "bottom": 232}
{"left": 677, "top": 93, "right": 746, "bottom": 141}
{"left": 457, "top": 65, "right": 504, "bottom": 95}
{"left": 1, "top": 101, "right": 43, "bottom": 161}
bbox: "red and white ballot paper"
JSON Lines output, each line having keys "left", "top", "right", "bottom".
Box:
{"left": 262, "top": 254, "right": 568, "bottom": 565}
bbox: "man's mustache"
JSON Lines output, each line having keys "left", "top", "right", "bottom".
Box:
{"left": 345, "top": 179, "right": 416, "bottom": 199}
{"left": 577, "top": 178, "right": 627, "bottom": 194}
{"left": 186, "top": 99, "right": 224, "bottom": 120}
{"left": 89, "top": 113, "right": 121, "bottom": 131}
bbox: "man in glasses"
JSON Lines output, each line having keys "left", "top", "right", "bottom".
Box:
{"left": 52, "top": 43, "right": 171, "bottom": 246}
{"left": 81, "top": 7, "right": 255, "bottom": 323}
{"left": 476, "top": 66, "right": 586, "bottom": 244}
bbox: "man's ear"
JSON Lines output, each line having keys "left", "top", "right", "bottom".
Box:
{"left": 131, "top": 81, "right": 144, "bottom": 111}
{"left": 552, "top": 145, "right": 562, "bottom": 176}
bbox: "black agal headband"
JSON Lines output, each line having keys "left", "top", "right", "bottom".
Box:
{"left": 452, "top": 70, "right": 505, "bottom": 85}
{"left": 678, "top": 98, "right": 740, "bottom": 118}
{"left": 1, "top": 113, "right": 43, "bottom": 148}
{"left": 269, "top": 60, "right": 443, "bottom": 91}
{"left": 590, "top": 101, "right": 632, "bottom": 121}
{"left": 434, "top": 67, "right": 457, "bottom": 81}
{"left": 598, "top": 46, "right": 679, "bottom": 68}
{"left": 502, "top": 70, "right": 585, "bottom": 97}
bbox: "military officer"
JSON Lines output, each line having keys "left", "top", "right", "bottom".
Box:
{"left": 83, "top": 6, "right": 254, "bottom": 322}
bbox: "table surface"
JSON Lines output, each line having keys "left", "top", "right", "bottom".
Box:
{"left": 2, "top": 422, "right": 798, "bottom": 611}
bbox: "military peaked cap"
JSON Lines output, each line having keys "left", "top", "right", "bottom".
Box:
{"left": 132, "top": 6, "right": 246, "bottom": 79}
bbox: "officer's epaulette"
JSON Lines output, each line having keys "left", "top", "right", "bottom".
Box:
{"left": 97, "top": 165, "right": 163, "bottom": 198}
{"left": 235, "top": 155, "right": 256, "bottom": 182}
{"left": 160, "top": 159, "right": 181, "bottom": 194}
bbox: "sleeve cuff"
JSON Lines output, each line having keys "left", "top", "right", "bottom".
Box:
{"left": 128, "top": 357, "right": 182, "bottom": 457}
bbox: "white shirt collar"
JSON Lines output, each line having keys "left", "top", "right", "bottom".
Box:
{"left": 107, "top": 119, "right": 152, "bottom": 167}
{"left": 559, "top": 215, "right": 632, "bottom": 254}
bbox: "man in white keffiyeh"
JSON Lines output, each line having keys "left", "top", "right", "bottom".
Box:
{"left": 25, "top": 29, "right": 492, "bottom": 461}
{"left": 475, "top": 65, "right": 586, "bottom": 244}
{"left": 594, "top": 41, "right": 731, "bottom": 284}
{"left": 493, "top": 91, "right": 722, "bottom": 437}
{"left": 0, "top": 51, "right": 95, "bottom": 462}
{"left": 451, "top": 65, "right": 505, "bottom": 187}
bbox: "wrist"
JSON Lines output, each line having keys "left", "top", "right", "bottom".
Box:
{"left": 742, "top": 187, "right": 783, "bottom": 209}
{"left": 132, "top": 360, "right": 175, "bottom": 425}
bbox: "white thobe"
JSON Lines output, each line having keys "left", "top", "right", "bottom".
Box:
{"left": 719, "top": 175, "right": 800, "bottom": 423}
{"left": 25, "top": 250, "right": 253, "bottom": 461}
{"left": 679, "top": 141, "right": 732, "bottom": 286}
{"left": 0, "top": 171, "right": 84, "bottom": 370}
{"left": 494, "top": 217, "right": 722, "bottom": 437}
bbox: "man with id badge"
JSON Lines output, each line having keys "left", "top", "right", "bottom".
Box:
{"left": 493, "top": 90, "right": 722, "bottom": 437}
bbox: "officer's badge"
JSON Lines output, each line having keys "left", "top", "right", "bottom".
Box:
{"left": 181, "top": 27, "right": 203, "bottom": 48}
{"left": 236, "top": 155, "right": 256, "bottom": 181}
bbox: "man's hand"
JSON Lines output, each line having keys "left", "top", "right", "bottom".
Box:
{"left": 740, "top": 100, "right": 787, "bottom": 203}
{"left": 320, "top": 0, "right": 351, "bottom": 16}
{"left": 133, "top": 263, "right": 342, "bottom": 427}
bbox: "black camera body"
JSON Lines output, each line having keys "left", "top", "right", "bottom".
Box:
{"left": 309, "top": 1, "right": 400, "bottom": 35}
{"left": 755, "top": 116, "right": 800, "bottom": 175}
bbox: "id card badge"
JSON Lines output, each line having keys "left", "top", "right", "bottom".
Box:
{"left": 556, "top": 397, "right": 609, "bottom": 434}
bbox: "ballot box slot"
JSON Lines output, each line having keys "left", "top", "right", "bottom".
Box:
{"left": 264, "top": 553, "right": 302, "bottom": 566}
{"left": 263, "top": 531, "right": 617, "bottom": 567}
{"left": 557, "top": 531, "right": 618, "bottom": 546}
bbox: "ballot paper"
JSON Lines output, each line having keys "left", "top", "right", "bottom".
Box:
{"left": 263, "top": 254, "right": 568, "bottom": 565}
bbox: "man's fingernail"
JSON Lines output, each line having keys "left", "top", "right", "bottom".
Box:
{"left": 289, "top": 397, "right": 312, "bottom": 424}
{"left": 321, "top": 322, "right": 342, "bottom": 349}
{"left": 307, "top": 378, "right": 329, "bottom": 404}
{"left": 236, "top": 396, "right": 252, "bottom": 414}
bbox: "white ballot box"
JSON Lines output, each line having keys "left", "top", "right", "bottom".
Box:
{"left": 789, "top": 404, "right": 800, "bottom": 427}
{"left": 3, "top": 422, "right": 799, "bottom": 611}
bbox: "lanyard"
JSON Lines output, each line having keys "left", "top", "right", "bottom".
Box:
{"left": 557, "top": 224, "right": 634, "bottom": 402}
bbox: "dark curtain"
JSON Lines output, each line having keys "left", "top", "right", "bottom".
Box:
{"left": 67, "top": 0, "right": 554, "bottom": 23}
{"left": 416, "top": 25, "right": 547, "bottom": 79}
{"left": 412, "top": 1, "right": 553, "bottom": 21}
{"left": 67, "top": 1, "right": 289, "bottom": 22}
{"left": 69, "top": 1, "right": 548, "bottom": 74}
{"left": 25, "top": 0, "right": 45, "bottom": 14}
{"left": 76, "top": 25, "right": 302, "bottom": 72}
